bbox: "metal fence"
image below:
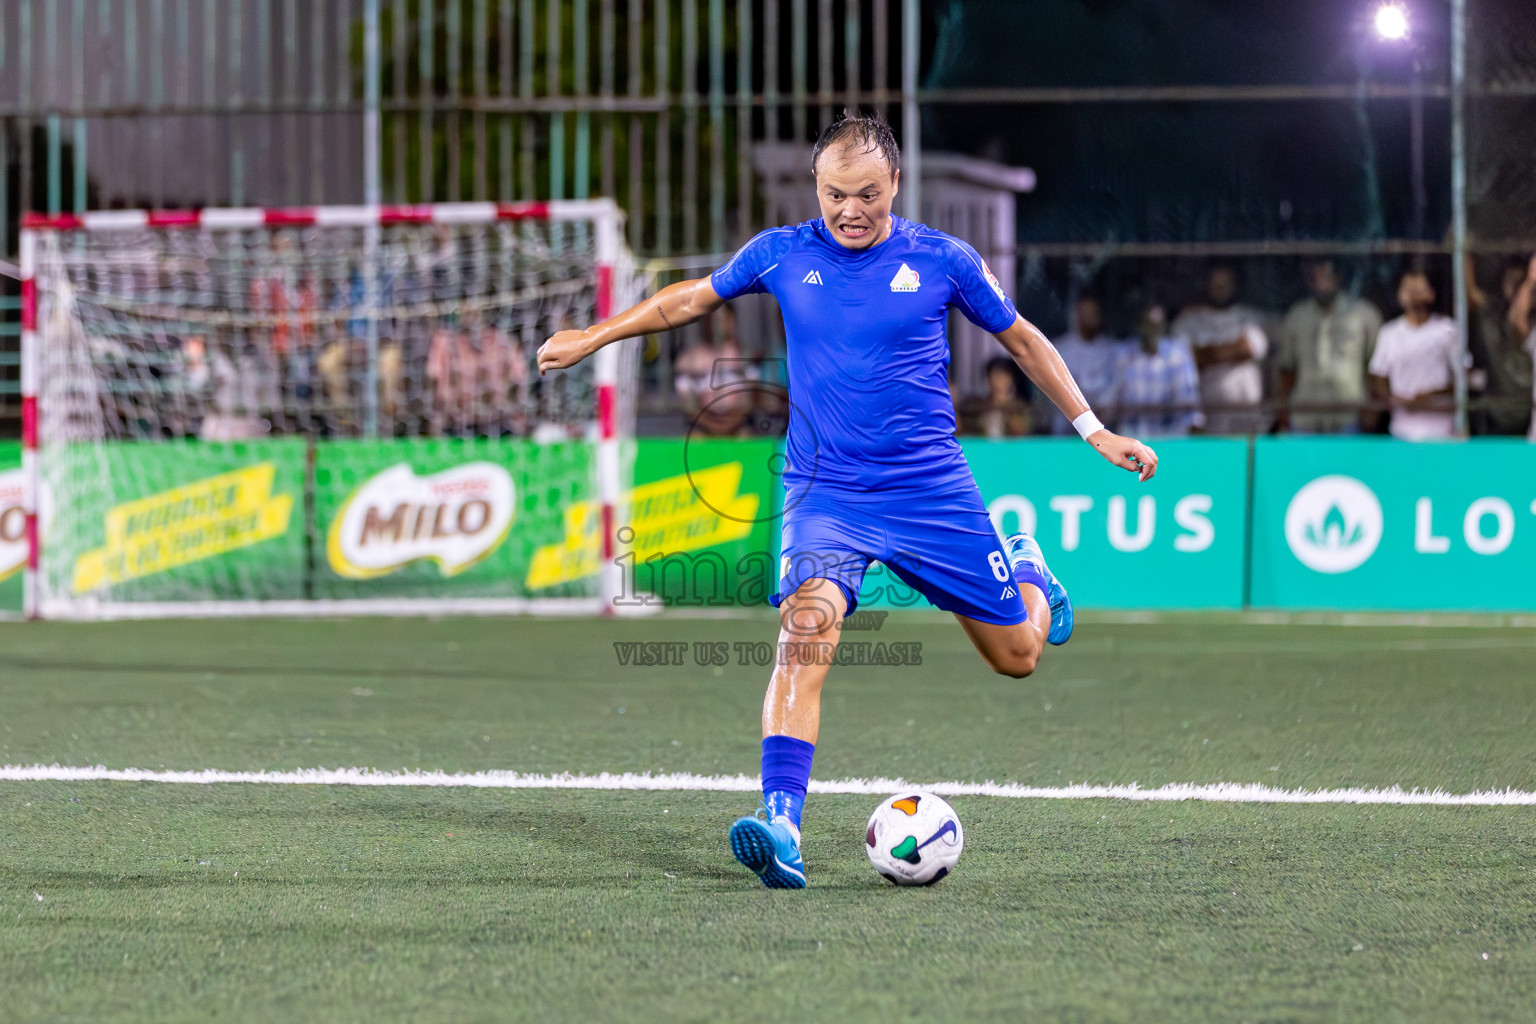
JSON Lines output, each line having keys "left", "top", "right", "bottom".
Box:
{"left": 2, "top": 0, "right": 1532, "bottom": 435}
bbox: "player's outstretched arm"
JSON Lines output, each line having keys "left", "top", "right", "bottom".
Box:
{"left": 993, "top": 315, "right": 1159, "bottom": 482}
{"left": 537, "top": 276, "right": 726, "bottom": 375}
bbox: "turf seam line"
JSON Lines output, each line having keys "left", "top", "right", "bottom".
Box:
{"left": 3, "top": 765, "right": 1535, "bottom": 805}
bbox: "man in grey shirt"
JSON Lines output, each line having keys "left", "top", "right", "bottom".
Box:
{"left": 1277, "top": 260, "right": 1382, "bottom": 433}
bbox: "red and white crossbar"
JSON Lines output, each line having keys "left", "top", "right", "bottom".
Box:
{"left": 17, "top": 199, "right": 632, "bottom": 232}
{"left": 20, "top": 199, "right": 628, "bottom": 620}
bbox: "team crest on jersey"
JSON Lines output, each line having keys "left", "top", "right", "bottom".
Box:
{"left": 889, "top": 263, "right": 921, "bottom": 293}
{"left": 802, "top": 270, "right": 824, "bottom": 285}
{"left": 982, "top": 260, "right": 1006, "bottom": 300}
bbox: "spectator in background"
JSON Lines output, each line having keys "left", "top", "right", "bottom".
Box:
{"left": 960, "top": 357, "right": 1032, "bottom": 437}
{"left": 315, "top": 323, "right": 356, "bottom": 434}
{"left": 247, "top": 235, "right": 315, "bottom": 431}
{"left": 1509, "top": 257, "right": 1536, "bottom": 442}
{"left": 1115, "top": 305, "right": 1204, "bottom": 438}
{"left": 1049, "top": 293, "right": 1127, "bottom": 433}
{"left": 1470, "top": 256, "right": 1535, "bottom": 436}
{"left": 675, "top": 303, "right": 759, "bottom": 436}
{"left": 1369, "top": 269, "right": 1460, "bottom": 441}
{"left": 1173, "top": 263, "right": 1269, "bottom": 434}
{"left": 426, "top": 317, "right": 523, "bottom": 436}
{"left": 1277, "top": 260, "right": 1382, "bottom": 433}
{"left": 199, "top": 335, "right": 266, "bottom": 441}
{"left": 174, "top": 335, "right": 212, "bottom": 437}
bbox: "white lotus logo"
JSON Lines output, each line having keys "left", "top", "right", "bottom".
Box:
{"left": 327, "top": 462, "right": 515, "bottom": 579}
{"left": 1284, "top": 475, "right": 1383, "bottom": 574}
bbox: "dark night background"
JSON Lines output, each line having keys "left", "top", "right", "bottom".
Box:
{"left": 924, "top": 0, "right": 1536, "bottom": 246}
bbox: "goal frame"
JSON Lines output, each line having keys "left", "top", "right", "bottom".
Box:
{"left": 19, "top": 199, "right": 634, "bottom": 621}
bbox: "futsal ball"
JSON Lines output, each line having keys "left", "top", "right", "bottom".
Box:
{"left": 865, "top": 791, "right": 964, "bottom": 886}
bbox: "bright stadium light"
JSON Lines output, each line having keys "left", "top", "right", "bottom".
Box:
{"left": 1374, "top": 3, "right": 1410, "bottom": 41}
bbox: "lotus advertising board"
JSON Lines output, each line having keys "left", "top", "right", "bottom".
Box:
{"left": 1250, "top": 437, "right": 1536, "bottom": 611}
{"left": 845, "top": 438, "right": 1250, "bottom": 611}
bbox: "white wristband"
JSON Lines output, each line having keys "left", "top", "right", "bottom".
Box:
{"left": 1072, "top": 410, "right": 1105, "bottom": 440}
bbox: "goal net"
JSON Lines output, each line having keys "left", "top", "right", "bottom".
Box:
{"left": 20, "top": 200, "right": 639, "bottom": 620}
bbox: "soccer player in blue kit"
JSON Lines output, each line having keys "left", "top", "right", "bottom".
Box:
{"left": 539, "top": 111, "right": 1158, "bottom": 888}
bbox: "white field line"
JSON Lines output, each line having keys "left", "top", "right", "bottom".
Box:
{"left": 2, "top": 764, "right": 1534, "bottom": 806}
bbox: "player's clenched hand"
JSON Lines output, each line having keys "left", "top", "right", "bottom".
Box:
{"left": 1088, "top": 430, "right": 1158, "bottom": 482}
{"left": 537, "top": 329, "right": 594, "bottom": 375}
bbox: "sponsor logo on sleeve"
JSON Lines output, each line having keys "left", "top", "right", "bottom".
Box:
{"left": 982, "top": 260, "right": 1007, "bottom": 300}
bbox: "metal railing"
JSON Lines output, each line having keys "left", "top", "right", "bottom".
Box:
{"left": 1, "top": 0, "right": 1532, "bottom": 436}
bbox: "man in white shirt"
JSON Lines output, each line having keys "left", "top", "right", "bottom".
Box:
{"left": 1049, "top": 294, "right": 1130, "bottom": 433}
{"left": 1369, "top": 269, "right": 1460, "bottom": 441}
{"left": 1173, "top": 263, "right": 1269, "bottom": 434}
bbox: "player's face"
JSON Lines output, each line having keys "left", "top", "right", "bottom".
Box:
{"left": 814, "top": 147, "right": 899, "bottom": 250}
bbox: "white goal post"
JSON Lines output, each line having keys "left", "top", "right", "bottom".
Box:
{"left": 20, "top": 199, "right": 640, "bottom": 620}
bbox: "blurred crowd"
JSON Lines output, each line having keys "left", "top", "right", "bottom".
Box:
{"left": 109, "top": 228, "right": 594, "bottom": 442}
{"left": 128, "top": 242, "right": 1536, "bottom": 445}
{"left": 957, "top": 256, "right": 1536, "bottom": 442}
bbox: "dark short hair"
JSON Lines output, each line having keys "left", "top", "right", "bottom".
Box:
{"left": 1206, "top": 260, "right": 1241, "bottom": 282}
{"left": 811, "top": 108, "right": 901, "bottom": 177}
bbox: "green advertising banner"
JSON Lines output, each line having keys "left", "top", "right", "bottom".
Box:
{"left": 1251, "top": 437, "right": 1536, "bottom": 611}
{"left": 313, "top": 438, "right": 597, "bottom": 600}
{"left": 20, "top": 434, "right": 1535, "bottom": 615}
{"left": 0, "top": 441, "right": 21, "bottom": 614}
{"left": 46, "top": 439, "right": 308, "bottom": 604}
{"left": 312, "top": 436, "right": 781, "bottom": 604}
{"left": 625, "top": 438, "right": 780, "bottom": 607}
{"left": 848, "top": 438, "right": 1250, "bottom": 611}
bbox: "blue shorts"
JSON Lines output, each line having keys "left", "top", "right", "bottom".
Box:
{"left": 772, "top": 487, "right": 1027, "bottom": 626}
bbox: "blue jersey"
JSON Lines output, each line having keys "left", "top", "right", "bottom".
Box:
{"left": 711, "top": 215, "right": 1018, "bottom": 501}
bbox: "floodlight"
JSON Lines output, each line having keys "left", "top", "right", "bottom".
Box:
{"left": 1374, "top": 3, "right": 1410, "bottom": 41}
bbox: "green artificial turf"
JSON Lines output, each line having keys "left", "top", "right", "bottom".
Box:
{"left": 2, "top": 614, "right": 1535, "bottom": 1022}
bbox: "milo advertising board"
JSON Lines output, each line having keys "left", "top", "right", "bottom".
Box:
{"left": 0, "top": 442, "right": 22, "bottom": 614}
{"left": 617, "top": 438, "right": 779, "bottom": 607}
{"left": 42, "top": 440, "right": 307, "bottom": 605}
{"left": 314, "top": 438, "right": 596, "bottom": 599}
{"left": 313, "top": 437, "right": 779, "bottom": 603}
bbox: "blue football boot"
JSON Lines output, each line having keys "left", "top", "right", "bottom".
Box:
{"left": 1003, "top": 532, "right": 1074, "bottom": 646}
{"left": 728, "top": 810, "right": 807, "bottom": 889}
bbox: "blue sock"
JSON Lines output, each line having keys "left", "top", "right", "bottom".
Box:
{"left": 1011, "top": 556, "right": 1050, "bottom": 602}
{"left": 761, "top": 734, "right": 815, "bottom": 828}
